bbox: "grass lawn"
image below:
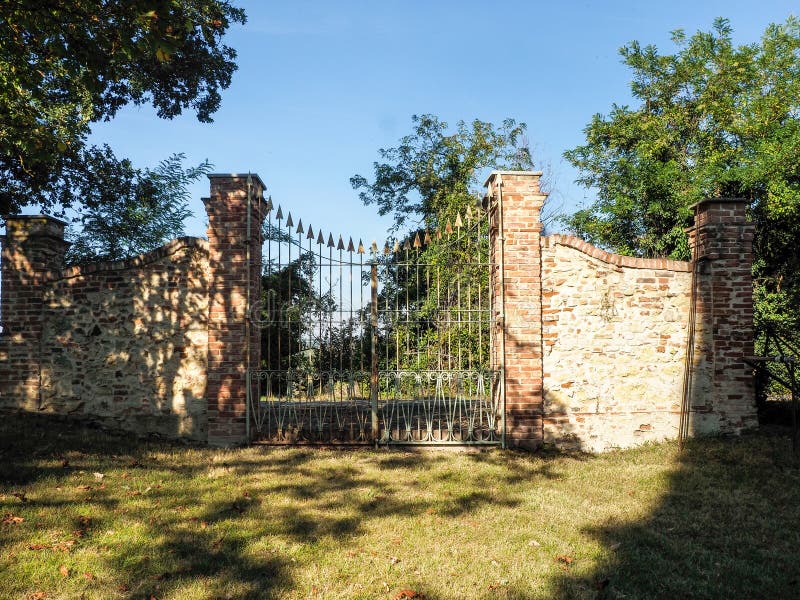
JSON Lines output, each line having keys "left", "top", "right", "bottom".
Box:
{"left": 1, "top": 413, "right": 799, "bottom": 599}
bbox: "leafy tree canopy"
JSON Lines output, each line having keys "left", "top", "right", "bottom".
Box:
{"left": 351, "top": 114, "right": 533, "bottom": 232}
{"left": 0, "top": 0, "right": 245, "bottom": 218}
{"left": 563, "top": 16, "right": 800, "bottom": 336}
{"left": 65, "top": 152, "right": 211, "bottom": 263}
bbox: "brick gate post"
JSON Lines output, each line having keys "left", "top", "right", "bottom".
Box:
{"left": 486, "top": 171, "right": 548, "bottom": 450}
{"left": 203, "top": 174, "right": 267, "bottom": 446}
{"left": 0, "top": 216, "right": 69, "bottom": 410}
{"left": 686, "top": 198, "right": 757, "bottom": 433}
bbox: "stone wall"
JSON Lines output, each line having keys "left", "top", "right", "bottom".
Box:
{"left": 486, "top": 171, "right": 757, "bottom": 452}
{"left": 0, "top": 171, "right": 756, "bottom": 451}
{"left": 0, "top": 230, "right": 210, "bottom": 440}
{"left": 541, "top": 235, "right": 693, "bottom": 451}
{"left": 38, "top": 239, "right": 210, "bottom": 440}
{"left": 0, "top": 174, "right": 268, "bottom": 445}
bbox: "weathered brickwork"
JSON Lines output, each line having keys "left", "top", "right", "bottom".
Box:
{"left": 0, "top": 228, "right": 211, "bottom": 440}
{"left": 0, "top": 216, "right": 70, "bottom": 410}
{"left": 541, "top": 236, "right": 693, "bottom": 451}
{"left": 487, "top": 170, "right": 757, "bottom": 451}
{"left": 487, "top": 172, "right": 547, "bottom": 450}
{"left": 39, "top": 239, "right": 210, "bottom": 439}
{"left": 204, "top": 174, "right": 268, "bottom": 446}
{"left": 686, "top": 199, "right": 757, "bottom": 434}
{"left": 0, "top": 174, "right": 268, "bottom": 446}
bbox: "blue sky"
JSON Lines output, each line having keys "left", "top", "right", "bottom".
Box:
{"left": 84, "top": 0, "right": 798, "bottom": 245}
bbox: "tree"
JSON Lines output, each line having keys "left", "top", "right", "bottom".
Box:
{"left": 563, "top": 17, "right": 800, "bottom": 342}
{"left": 0, "top": 0, "right": 245, "bottom": 218}
{"left": 65, "top": 152, "right": 211, "bottom": 263}
{"left": 352, "top": 115, "right": 534, "bottom": 371}
{"left": 351, "top": 114, "right": 533, "bottom": 232}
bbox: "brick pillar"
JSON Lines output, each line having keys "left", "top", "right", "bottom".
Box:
{"left": 686, "top": 198, "right": 757, "bottom": 432}
{"left": 203, "top": 174, "right": 267, "bottom": 446}
{"left": 0, "top": 216, "right": 69, "bottom": 410}
{"left": 486, "top": 171, "right": 548, "bottom": 450}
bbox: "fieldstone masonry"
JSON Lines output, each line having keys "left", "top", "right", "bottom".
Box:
{"left": 0, "top": 171, "right": 756, "bottom": 450}
{"left": 487, "top": 171, "right": 756, "bottom": 450}
{"left": 0, "top": 174, "right": 267, "bottom": 445}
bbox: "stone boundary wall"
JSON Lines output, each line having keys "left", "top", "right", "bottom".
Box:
{"left": 1, "top": 235, "right": 211, "bottom": 440}
{"left": 0, "top": 174, "right": 268, "bottom": 445}
{"left": 0, "top": 172, "right": 756, "bottom": 451}
{"left": 487, "top": 171, "right": 757, "bottom": 451}
{"left": 541, "top": 235, "right": 694, "bottom": 451}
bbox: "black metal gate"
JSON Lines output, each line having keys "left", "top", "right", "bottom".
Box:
{"left": 247, "top": 199, "right": 502, "bottom": 445}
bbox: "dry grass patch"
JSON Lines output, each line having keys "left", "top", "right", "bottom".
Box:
{"left": 1, "top": 413, "right": 798, "bottom": 599}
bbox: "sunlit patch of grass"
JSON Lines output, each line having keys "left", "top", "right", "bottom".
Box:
{"left": 1, "top": 413, "right": 798, "bottom": 599}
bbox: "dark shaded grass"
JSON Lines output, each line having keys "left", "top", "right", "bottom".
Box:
{"left": 1, "top": 412, "right": 798, "bottom": 599}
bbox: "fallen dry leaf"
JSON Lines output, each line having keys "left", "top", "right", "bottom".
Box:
{"left": 395, "top": 589, "right": 424, "bottom": 599}
{"left": 12, "top": 492, "right": 28, "bottom": 503}
{"left": 556, "top": 555, "right": 574, "bottom": 565}
{"left": 117, "top": 584, "right": 130, "bottom": 592}
{"left": 28, "top": 544, "right": 50, "bottom": 551}
{"left": 2, "top": 513, "right": 24, "bottom": 525}
{"left": 27, "top": 592, "right": 48, "bottom": 600}
{"left": 82, "top": 571, "right": 94, "bottom": 580}
{"left": 52, "top": 540, "right": 76, "bottom": 552}
{"left": 59, "top": 565, "right": 69, "bottom": 577}
{"left": 78, "top": 516, "right": 91, "bottom": 527}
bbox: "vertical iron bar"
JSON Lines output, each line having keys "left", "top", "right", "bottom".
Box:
{"left": 276, "top": 215, "right": 282, "bottom": 377}
{"left": 266, "top": 208, "right": 272, "bottom": 380}
{"left": 395, "top": 249, "right": 400, "bottom": 371}
{"left": 371, "top": 261, "right": 379, "bottom": 441}
{"left": 339, "top": 245, "right": 344, "bottom": 374}
{"left": 405, "top": 246, "right": 410, "bottom": 362}
{"left": 318, "top": 235, "right": 323, "bottom": 384}
{"left": 359, "top": 249, "right": 364, "bottom": 372}
{"left": 415, "top": 244, "right": 421, "bottom": 368}
{"left": 287, "top": 218, "right": 292, "bottom": 374}
{"left": 329, "top": 244, "right": 333, "bottom": 377}
{"left": 496, "top": 178, "right": 507, "bottom": 449}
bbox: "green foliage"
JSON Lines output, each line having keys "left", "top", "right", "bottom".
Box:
{"left": 563, "top": 16, "right": 800, "bottom": 347}
{"left": 351, "top": 114, "right": 532, "bottom": 232}
{"left": 0, "top": 0, "right": 245, "bottom": 218}
{"left": 353, "top": 115, "right": 525, "bottom": 371}
{"left": 259, "top": 238, "right": 337, "bottom": 375}
{"left": 65, "top": 153, "right": 211, "bottom": 263}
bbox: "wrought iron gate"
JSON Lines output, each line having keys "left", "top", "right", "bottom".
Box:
{"left": 246, "top": 199, "right": 502, "bottom": 445}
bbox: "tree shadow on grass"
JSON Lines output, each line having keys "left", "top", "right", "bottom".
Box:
{"left": 546, "top": 433, "right": 800, "bottom": 599}
{"left": 12, "top": 413, "right": 790, "bottom": 599}
{"left": 1, "top": 412, "right": 566, "bottom": 598}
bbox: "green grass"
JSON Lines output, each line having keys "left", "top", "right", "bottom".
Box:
{"left": 1, "top": 413, "right": 799, "bottom": 599}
